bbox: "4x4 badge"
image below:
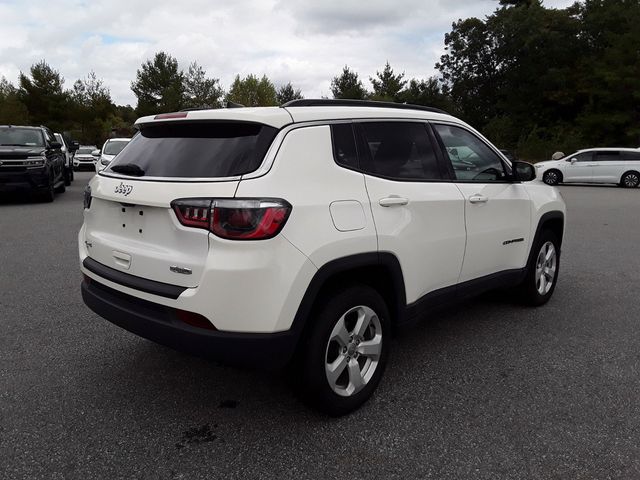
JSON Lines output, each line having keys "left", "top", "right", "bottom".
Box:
{"left": 114, "top": 182, "right": 133, "bottom": 196}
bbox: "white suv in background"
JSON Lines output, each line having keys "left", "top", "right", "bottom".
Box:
{"left": 536, "top": 148, "right": 640, "bottom": 187}
{"left": 94, "top": 137, "right": 131, "bottom": 173}
{"left": 79, "top": 100, "right": 566, "bottom": 415}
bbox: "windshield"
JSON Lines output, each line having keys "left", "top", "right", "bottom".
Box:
{"left": 103, "top": 140, "right": 129, "bottom": 156}
{"left": 0, "top": 127, "right": 45, "bottom": 147}
{"left": 77, "top": 147, "right": 96, "bottom": 154}
{"left": 106, "top": 122, "right": 278, "bottom": 178}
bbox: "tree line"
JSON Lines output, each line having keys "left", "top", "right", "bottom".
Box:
{"left": 1, "top": 0, "right": 637, "bottom": 159}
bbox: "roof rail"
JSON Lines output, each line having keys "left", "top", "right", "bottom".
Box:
{"left": 282, "top": 98, "right": 449, "bottom": 115}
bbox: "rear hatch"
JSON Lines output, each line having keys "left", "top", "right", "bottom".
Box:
{"left": 83, "top": 119, "right": 281, "bottom": 288}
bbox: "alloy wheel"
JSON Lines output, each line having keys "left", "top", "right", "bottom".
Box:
{"left": 535, "top": 241, "right": 557, "bottom": 295}
{"left": 623, "top": 173, "right": 639, "bottom": 188}
{"left": 544, "top": 171, "right": 558, "bottom": 185}
{"left": 324, "top": 305, "right": 382, "bottom": 397}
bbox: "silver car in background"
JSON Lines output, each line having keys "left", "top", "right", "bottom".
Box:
{"left": 94, "top": 138, "right": 131, "bottom": 172}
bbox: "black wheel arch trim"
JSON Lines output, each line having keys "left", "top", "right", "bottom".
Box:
{"left": 527, "top": 211, "right": 565, "bottom": 265}
{"left": 290, "top": 252, "right": 407, "bottom": 341}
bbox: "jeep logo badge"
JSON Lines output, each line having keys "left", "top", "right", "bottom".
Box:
{"left": 114, "top": 182, "right": 133, "bottom": 196}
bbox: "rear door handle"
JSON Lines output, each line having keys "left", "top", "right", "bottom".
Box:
{"left": 469, "top": 194, "right": 488, "bottom": 204}
{"left": 379, "top": 196, "right": 409, "bottom": 207}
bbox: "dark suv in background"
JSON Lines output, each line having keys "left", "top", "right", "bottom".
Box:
{"left": 0, "top": 125, "right": 69, "bottom": 202}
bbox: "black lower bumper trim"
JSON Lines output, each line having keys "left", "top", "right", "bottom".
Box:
{"left": 83, "top": 257, "right": 187, "bottom": 299}
{"left": 81, "top": 278, "right": 298, "bottom": 369}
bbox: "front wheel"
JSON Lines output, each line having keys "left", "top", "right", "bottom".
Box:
{"left": 516, "top": 230, "right": 560, "bottom": 306}
{"left": 298, "top": 284, "right": 390, "bottom": 416}
{"left": 38, "top": 179, "right": 55, "bottom": 203}
{"left": 543, "top": 170, "right": 561, "bottom": 186}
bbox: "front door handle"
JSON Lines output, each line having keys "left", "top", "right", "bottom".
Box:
{"left": 469, "top": 194, "right": 488, "bottom": 204}
{"left": 379, "top": 196, "right": 409, "bottom": 207}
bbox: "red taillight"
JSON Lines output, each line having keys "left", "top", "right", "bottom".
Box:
{"left": 172, "top": 199, "right": 212, "bottom": 229}
{"left": 171, "top": 198, "right": 292, "bottom": 240}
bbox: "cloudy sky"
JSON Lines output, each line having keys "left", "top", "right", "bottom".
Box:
{"left": 0, "top": 0, "right": 574, "bottom": 106}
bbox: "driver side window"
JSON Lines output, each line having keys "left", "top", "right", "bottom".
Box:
{"left": 433, "top": 123, "right": 507, "bottom": 182}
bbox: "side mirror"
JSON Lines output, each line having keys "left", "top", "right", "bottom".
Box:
{"left": 69, "top": 141, "right": 79, "bottom": 152}
{"left": 513, "top": 161, "right": 536, "bottom": 182}
{"left": 49, "top": 141, "right": 62, "bottom": 149}
{"left": 570, "top": 158, "right": 577, "bottom": 164}
{"left": 91, "top": 149, "right": 101, "bottom": 157}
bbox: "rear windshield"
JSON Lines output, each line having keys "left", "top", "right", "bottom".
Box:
{"left": 105, "top": 122, "right": 278, "bottom": 178}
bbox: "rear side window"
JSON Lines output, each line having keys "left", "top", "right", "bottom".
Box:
{"left": 622, "top": 151, "right": 640, "bottom": 161}
{"left": 595, "top": 151, "right": 620, "bottom": 161}
{"left": 331, "top": 124, "right": 358, "bottom": 169}
{"left": 106, "top": 122, "right": 278, "bottom": 178}
{"left": 358, "top": 122, "right": 441, "bottom": 180}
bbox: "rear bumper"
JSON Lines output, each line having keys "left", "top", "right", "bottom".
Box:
{"left": 81, "top": 276, "right": 299, "bottom": 369}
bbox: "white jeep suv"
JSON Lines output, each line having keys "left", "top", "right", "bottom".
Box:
{"left": 79, "top": 99, "right": 566, "bottom": 415}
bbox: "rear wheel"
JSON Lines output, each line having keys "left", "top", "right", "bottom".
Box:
{"left": 516, "top": 230, "right": 560, "bottom": 306}
{"left": 620, "top": 171, "right": 639, "bottom": 188}
{"left": 63, "top": 168, "right": 71, "bottom": 186}
{"left": 543, "top": 170, "right": 562, "bottom": 186}
{"left": 298, "top": 284, "right": 390, "bottom": 416}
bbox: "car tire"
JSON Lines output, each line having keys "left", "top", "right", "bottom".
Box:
{"left": 543, "top": 170, "right": 562, "bottom": 186}
{"left": 620, "top": 171, "right": 640, "bottom": 188}
{"left": 69, "top": 168, "right": 74, "bottom": 182}
{"left": 39, "top": 179, "right": 55, "bottom": 203}
{"left": 55, "top": 179, "right": 66, "bottom": 193}
{"left": 516, "top": 230, "right": 560, "bottom": 306}
{"left": 297, "top": 284, "right": 390, "bottom": 416}
{"left": 63, "top": 169, "right": 71, "bottom": 186}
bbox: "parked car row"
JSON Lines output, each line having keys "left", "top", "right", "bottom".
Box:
{"left": 0, "top": 124, "right": 132, "bottom": 202}
{"left": 0, "top": 125, "right": 77, "bottom": 202}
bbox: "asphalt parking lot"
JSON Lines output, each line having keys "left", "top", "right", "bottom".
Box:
{"left": 1, "top": 173, "right": 639, "bottom": 479}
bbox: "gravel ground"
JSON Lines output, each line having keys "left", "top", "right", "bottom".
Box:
{"left": 1, "top": 174, "right": 639, "bottom": 479}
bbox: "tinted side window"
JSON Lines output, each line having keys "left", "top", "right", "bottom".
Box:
{"left": 45, "top": 129, "right": 57, "bottom": 145}
{"left": 358, "top": 122, "right": 441, "bottom": 180}
{"left": 571, "top": 152, "right": 593, "bottom": 162}
{"left": 331, "top": 124, "right": 358, "bottom": 169}
{"left": 622, "top": 151, "right": 640, "bottom": 161}
{"left": 433, "top": 124, "right": 507, "bottom": 182}
{"left": 595, "top": 151, "right": 620, "bottom": 161}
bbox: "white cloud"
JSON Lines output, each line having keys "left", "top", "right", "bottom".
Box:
{"left": 0, "top": 0, "right": 577, "bottom": 106}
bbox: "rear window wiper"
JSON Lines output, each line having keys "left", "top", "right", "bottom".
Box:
{"left": 110, "top": 164, "right": 145, "bottom": 176}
